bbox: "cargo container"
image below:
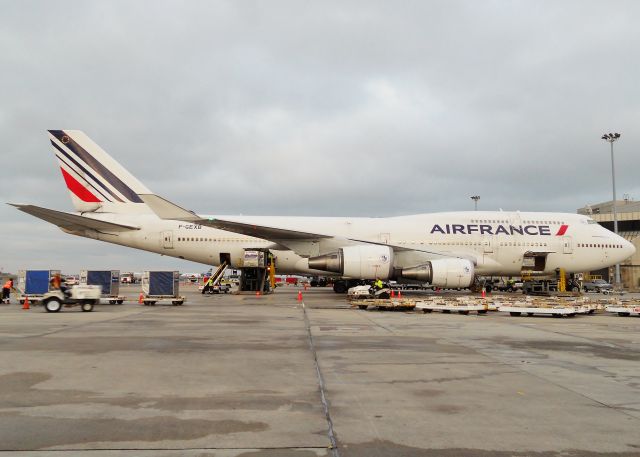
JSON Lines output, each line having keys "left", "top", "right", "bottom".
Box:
{"left": 141, "top": 271, "right": 184, "bottom": 305}
{"left": 17, "top": 270, "right": 61, "bottom": 304}
{"left": 79, "top": 270, "right": 124, "bottom": 304}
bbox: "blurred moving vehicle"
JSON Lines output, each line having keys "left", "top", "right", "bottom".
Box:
{"left": 42, "top": 284, "right": 102, "bottom": 312}
{"left": 582, "top": 279, "right": 613, "bottom": 293}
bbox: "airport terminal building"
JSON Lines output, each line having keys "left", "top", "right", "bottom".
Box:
{"left": 577, "top": 200, "right": 640, "bottom": 290}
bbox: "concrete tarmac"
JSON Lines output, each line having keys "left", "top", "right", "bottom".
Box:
{"left": 0, "top": 285, "right": 639, "bottom": 456}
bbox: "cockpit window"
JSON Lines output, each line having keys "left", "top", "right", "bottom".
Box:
{"left": 586, "top": 219, "right": 598, "bottom": 224}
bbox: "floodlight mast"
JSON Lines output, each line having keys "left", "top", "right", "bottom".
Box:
{"left": 601, "top": 132, "right": 622, "bottom": 286}
{"left": 471, "top": 195, "right": 480, "bottom": 211}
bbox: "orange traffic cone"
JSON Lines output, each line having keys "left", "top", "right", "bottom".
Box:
{"left": 22, "top": 296, "right": 30, "bottom": 310}
{"left": 390, "top": 289, "right": 395, "bottom": 298}
{"left": 256, "top": 291, "right": 261, "bottom": 297}
{"left": 297, "top": 290, "right": 303, "bottom": 302}
{"left": 397, "top": 290, "right": 402, "bottom": 299}
{"left": 481, "top": 287, "right": 486, "bottom": 298}
{"left": 139, "top": 292, "right": 144, "bottom": 305}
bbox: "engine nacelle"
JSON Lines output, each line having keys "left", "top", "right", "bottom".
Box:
{"left": 307, "top": 245, "right": 394, "bottom": 280}
{"left": 401, "top": 258, "right": 475, "bottom": 288}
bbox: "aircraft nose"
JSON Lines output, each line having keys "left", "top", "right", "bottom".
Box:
{"left": 623, "top": 238, "right": 636, "bottom": 258}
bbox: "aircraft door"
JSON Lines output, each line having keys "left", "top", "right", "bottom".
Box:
{"left": 482, "top": 236, "right": 494, "bottom": 253}
{"left": 162, "top": 231, "right": 174, "bottom": 249}
{"left": 562, "top": 236, "right": 573, "bottom": 254}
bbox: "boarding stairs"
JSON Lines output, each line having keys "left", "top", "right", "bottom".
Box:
{"left": 210, "top": 261, "right": 228, "bottom": 286}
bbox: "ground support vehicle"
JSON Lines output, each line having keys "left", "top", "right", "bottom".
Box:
{"left": 41, "top": 285, "right": 101, "bottom": 313}
{"left": 351, "top": 298, "right": 416, "bottom": 311}
{"left": 141, "top": 271, "right": 184, "bottom": 305}
{"left": 522, "top": 279, "right": 581, "bottom": 296}
{"left": 415, "top": 297, "right": 488, "bottom": 315}
{"left": 347, "top": 285, "right": 391, "bottom": 300}
{"left": 491, "top": 280, "right": 523, "bottom": 293}
{"left": 199, "top": 283, "right": 231, "bottom": 294}
{"left": 582, "top": 279, "right": 614, "bottom": 294}
{"left": 309, "top": 277, "right": 328, "bottom": 287}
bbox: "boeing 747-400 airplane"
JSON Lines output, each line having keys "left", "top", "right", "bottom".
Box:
{"left": 10, "top": 130, "right": 635, "bottom": 292}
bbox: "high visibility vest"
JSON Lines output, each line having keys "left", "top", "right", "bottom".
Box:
{"left": 3, "top": 280, "right": 11, "bottom": 289}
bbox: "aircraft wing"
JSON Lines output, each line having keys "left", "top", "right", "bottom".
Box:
{"left": 9, "top": 204, "right": 139, "bottom": 232}
{"left": 196, "top": 218, "right": 333, "bottom": 241}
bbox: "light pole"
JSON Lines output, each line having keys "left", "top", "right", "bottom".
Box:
{"left": 471, "top": 195, "right": 480, "bottom": 211}
{"left": 601, "top": 132, "right": 621, "bottom": 286}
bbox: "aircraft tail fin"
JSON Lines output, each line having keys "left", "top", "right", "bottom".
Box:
{"left": 47, "top": 130, "right": 153, "bottom": 214}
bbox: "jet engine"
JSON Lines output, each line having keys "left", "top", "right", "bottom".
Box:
{"left": 308, "top": 245, "right": 394, "bottom": 280}
{"left": 401, "top": 258, "right": 475, "bottom": 288}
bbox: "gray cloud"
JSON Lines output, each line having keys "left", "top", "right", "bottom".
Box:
{"left": 1, "top": 0, "right": 639, "bottom": 273}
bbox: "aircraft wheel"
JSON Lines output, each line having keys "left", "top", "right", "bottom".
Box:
{"left": 333, "top": 282, "right": 347, "bottom": 294}
{"left": 44, "top": 298, "right": 62, "bottom": 313}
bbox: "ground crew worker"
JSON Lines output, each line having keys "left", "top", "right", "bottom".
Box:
{"left": 50, "top": 273, "right": 69, "bottom": 297}
{"left": 202, "top": 277, "right": 214, "bottom": 294}
{"left": 2, "top": 279, "right": 13, "bottom": 304}
{"left": 374, "top": 278, "right": 384, "bottom": 290}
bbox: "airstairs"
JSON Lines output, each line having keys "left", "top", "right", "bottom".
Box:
{"left": 209, "top": 261, "right": 228, "bottom": 286}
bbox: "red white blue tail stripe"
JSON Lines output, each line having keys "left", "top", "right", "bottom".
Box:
{"left": 48, "top": 130, "right": 147, "bottom": 204}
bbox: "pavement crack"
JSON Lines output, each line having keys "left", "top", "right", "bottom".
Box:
{"left": 302, "top": 302, "right": 340, "bottom": 457}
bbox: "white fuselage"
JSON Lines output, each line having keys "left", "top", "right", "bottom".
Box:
{"left": 70, "top": 210, "right": 634, "bottom": 278}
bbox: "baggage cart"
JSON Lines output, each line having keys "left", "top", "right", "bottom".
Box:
{"left": 80, "top": 270, "right": 125, "bottom": 304}
{"left": 141, "top": 271, "right": 184, "bottom": 305}
{"left": 605, "top": 305, "right": 640, "bottom": 317}
{"left": 415, "top": 298, "right": 488, "bottom": 315}
{"left": 498, "top": 301, "right": 580, "bottom": 317}
{"left": 17, "top": 269, "right": 61, "bottom": 305}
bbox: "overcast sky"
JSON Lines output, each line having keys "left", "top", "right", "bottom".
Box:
{"left": 1, "top": 0, "right": 639, "bottom": 274}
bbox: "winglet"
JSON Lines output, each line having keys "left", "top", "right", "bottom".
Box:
{"left": 138, "top": 194, "right": 200, "bottom": 221}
